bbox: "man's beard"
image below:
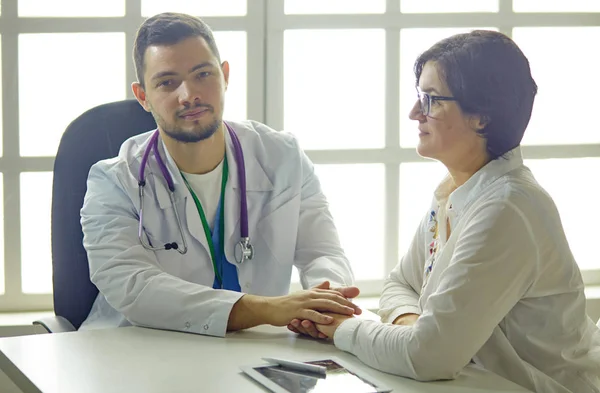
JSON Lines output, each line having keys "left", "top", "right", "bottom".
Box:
{"left": 151, "top": 104, "right": 222, "bottom": 143}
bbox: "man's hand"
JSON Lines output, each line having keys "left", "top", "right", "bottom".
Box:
{"left": 227, "top": 283, "right": 361, "bottom": 332}
{"left": 314, "top": 312, "right": 354, "bottom": 339}
{"left": 265, "top": 285, "right": 361, "bottom": 327}
{"left": 392, "top": 313, "right": 419, "bottom": 326}
{"left": 287, "top": 281, "right": 361, "bottom": 339}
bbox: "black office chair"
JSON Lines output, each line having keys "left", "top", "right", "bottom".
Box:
{"left": 34, "top": 100, "right": 156, "bottom": 333}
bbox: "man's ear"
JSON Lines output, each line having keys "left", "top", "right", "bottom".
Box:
{"left": 221, "top": 61, "right": 230, "bottom": 91}
{"left": 132, "top": 82, "right": 151, "bottom": 112}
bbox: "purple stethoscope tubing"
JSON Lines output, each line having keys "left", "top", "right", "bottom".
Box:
{"left": 137, "top": 122, "right": 253, "bottom": 264}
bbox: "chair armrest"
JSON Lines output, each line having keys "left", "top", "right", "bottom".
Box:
{"left": 33, "top": 316, "right": 76, "bottom": 333}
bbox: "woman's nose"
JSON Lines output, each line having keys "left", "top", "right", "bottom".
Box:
{"left": 409, "top": 99, "right": 425, "bottom": 121}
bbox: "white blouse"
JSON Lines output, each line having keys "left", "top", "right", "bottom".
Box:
{"left": 334, "top": 147, "right": 600, "bottom": 393}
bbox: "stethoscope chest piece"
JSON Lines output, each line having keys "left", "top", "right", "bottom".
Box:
{"left": 234, "top": 237, "right": 254, "bottom": 264}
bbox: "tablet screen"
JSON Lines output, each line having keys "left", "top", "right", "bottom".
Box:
{"left": 253, "top": 359, "right": 380, "bottom": 393}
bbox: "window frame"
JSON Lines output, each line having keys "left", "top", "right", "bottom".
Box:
{"left": 0, "top": 0, "right": 598, "bottom": 310}
{"left": 269, "top": 0, "right": 600, "bottom": 292}
{"left": 0, "top": 0, "right": 267, "bottom": 310}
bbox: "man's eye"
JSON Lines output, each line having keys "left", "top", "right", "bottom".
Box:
{"left": 157, "top": 80, "right": 173, "bottom": 87}
{"left": 198, "top": 71, "right": 211, "bottom": 78}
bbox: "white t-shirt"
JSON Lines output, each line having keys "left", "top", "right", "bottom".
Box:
{"left": 181, "top": 159, "right": 224, "bottom": 230}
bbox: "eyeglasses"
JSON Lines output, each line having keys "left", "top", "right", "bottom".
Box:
{"left": 417, "top": 89, "right": 457, "bottom": 117}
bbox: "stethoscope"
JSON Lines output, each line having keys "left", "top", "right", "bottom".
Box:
{"left": 137, "top": 122, "right": 254, "bottom": 264}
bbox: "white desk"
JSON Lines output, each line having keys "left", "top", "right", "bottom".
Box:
{"left": 0, "top": 321, "right": 529, "bottom": 393}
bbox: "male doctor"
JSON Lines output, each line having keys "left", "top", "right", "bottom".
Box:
{"left": 79, "top": 12, "right": 360, "bottom": 337}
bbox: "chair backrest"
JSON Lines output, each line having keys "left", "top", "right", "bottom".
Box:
{"left": 52, "top": 99, "right": 156, "bottom": 329}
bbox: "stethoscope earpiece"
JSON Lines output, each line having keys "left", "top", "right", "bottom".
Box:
{"left": 164, "top": 242, "right": 178, "bottom": 250}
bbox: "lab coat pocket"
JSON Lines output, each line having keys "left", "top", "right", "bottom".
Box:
{"left": 256, "top": 197, "right": 300, "bottom": 267}
{"left": 259, "top": 187, "right": 298, "bottom": 220}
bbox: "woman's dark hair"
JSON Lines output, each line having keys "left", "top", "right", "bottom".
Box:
{"left": 133, "top": 12, "right": 221, "bottom": 88}
{"left": 414, "top": 30, "right": 538, "bottom": 159}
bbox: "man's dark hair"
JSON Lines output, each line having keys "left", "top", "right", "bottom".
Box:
{"left": 414, "top": 30, "right": 538, "bottom": 159}
{"left": 133, "top": 12, "right": 221, "bottom": 87}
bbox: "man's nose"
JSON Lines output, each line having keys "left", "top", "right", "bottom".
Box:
{"left": 178, "top": 81, "right": 202, "bottom": 105}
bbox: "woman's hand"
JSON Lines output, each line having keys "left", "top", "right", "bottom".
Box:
{"left": 287, "top": 281, "right": 361, "bottom": 339}
{"left": 314, "top": 312, "right": 354, "bottom": 339}
{"left": 392, "top": 313, "right": 419, "bottom": 326}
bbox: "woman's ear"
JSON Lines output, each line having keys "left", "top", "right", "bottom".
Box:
{"left": 469, "top": 114, "right": 489, "bottom": 132}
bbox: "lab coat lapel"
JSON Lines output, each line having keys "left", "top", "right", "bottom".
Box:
{"left": 223, "top": 130, "right": 242, "bottom": 263}
{"left": 156, "top": 136, "right": 212, "bottom": 258}
{"left": 223, "top": 123, "right": 274, "bottom": 264}
{"left": 183, "top": 191, "right": 213, "bottom": 256}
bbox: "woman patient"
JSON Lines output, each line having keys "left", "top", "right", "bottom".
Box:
{"left": 315, "top": 30, "right": 600, "bottom": 393}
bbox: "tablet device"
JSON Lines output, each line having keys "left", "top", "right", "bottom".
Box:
{"left": 241, "top": 357, "right": 392, "bottom": 393}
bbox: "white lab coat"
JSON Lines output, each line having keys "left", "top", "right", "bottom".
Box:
{"left": 79, "top": 120, "right": 354, "bottom": 337}
{"left": 333, "top": 147, "right": 600, "bottom": 393}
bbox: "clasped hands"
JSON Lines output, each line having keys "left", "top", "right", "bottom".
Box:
{"left": 286, "top": 281, "right": 359, "bottom": 340}
{"left": 285, "top": 281, "right": 420, "bottom": 340}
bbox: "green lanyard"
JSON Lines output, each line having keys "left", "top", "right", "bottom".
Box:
{"left": 181, "top": 157, "right": 228, "bottom": 286}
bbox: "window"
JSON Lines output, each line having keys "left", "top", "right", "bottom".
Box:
{"left": 272, "top": 0, "right": 600, "bottom": 294}
{"left": 0, "top": 38, "right": 3, "bottom": 156}
{"left": 18, "top": 0, "right": 125, "bottom": 17}
{"left": 285, "top": 0, "right": 386, "bottom": 15}
{"left": 283, "top": 29, "right": 385, "bottom": 149}
{"left": 213, "top": 31, "right": 248, "bottom": 121}
{"left": 141, "top": 0, "right": 248, "bottom": 17}
{"left": 20, "top": 172, "right": 52, "bottom": 294}
{"left": 18, "top": 33, "right": 126, "bottom": 157}
{"left": 316, "top": 164, "right": 385, "bottom": 280}
{"left": 0, "top": 174, "right": 4, "bottom": 295}
{"left": 513, "top": 27, "right": 600, "bottom": 145}
{"left": 0, "top": 0, "right": 598, "bottom": 310}
{"left": 0, "top": 0, "right": 259, "bottom": 311}
{"left": 400, "top": 0, "right": 498, "bottom": 13}
{"left": 141, "top": 0, "right": 247, "bottom": 17}
{"left": 513, "top": 0, "right": 600, "bottom": 13}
